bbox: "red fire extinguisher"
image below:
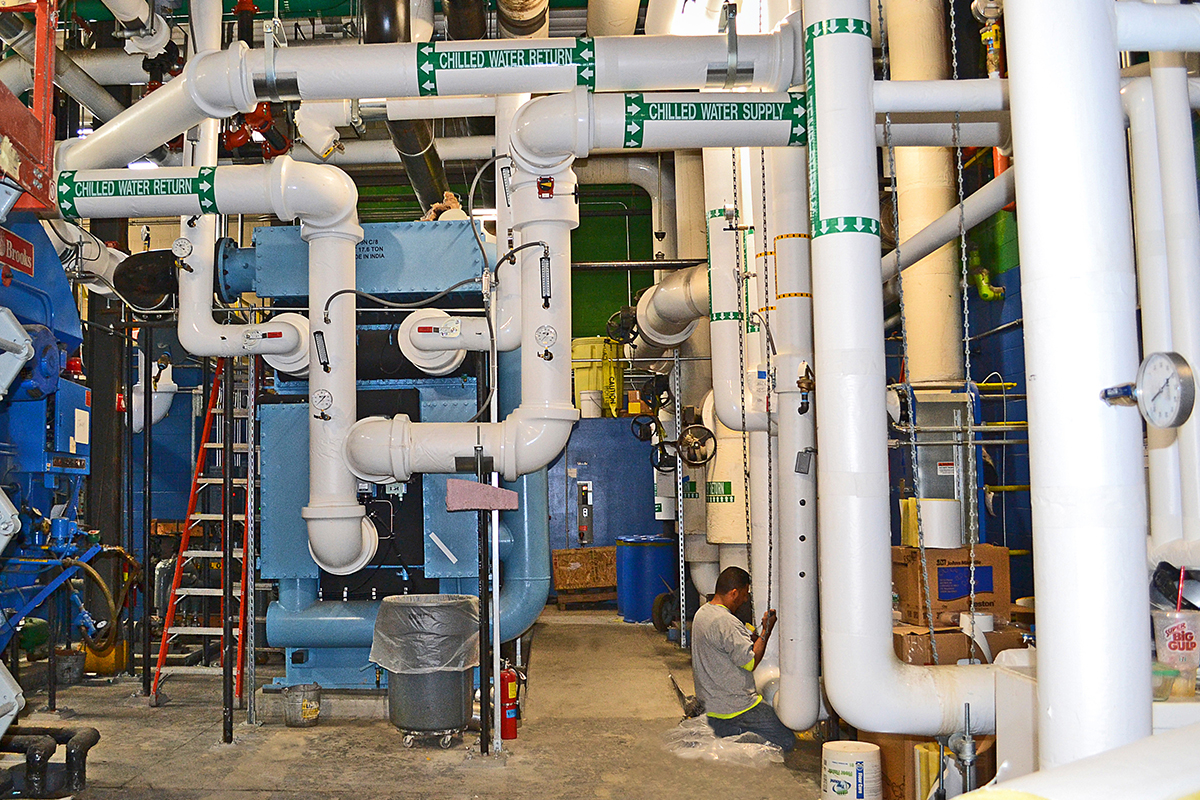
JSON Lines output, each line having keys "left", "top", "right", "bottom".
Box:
{"left": 500, "top": 666, "right": 519, "bottom": 740}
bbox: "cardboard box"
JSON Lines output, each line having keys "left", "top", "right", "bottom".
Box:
{"left": 892, "top": 622, "right": 1027, "bottom": 666}
{"left": 893, "top": 544, "right": 1011, "bottom": 625}
{"left": 859, "top": 730, "right": 996, "bottom": 800}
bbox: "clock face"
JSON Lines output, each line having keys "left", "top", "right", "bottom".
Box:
{"left": 311, "top": 389, "right": 334, "bottom": 411}
{"left": 1137, "top": 352, "right": 1196, "bottom": 429}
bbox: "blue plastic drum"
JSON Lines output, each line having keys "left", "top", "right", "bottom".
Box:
{"left": 616, "top": 535, "right": 678, "bottom": 623}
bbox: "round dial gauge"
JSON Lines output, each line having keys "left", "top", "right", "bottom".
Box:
{"left": 311, "top": 389, "right": 334, "bottom": 411}
{"left": 1136, "top": 351, "right": 1195, "bottom": 429}
{"left": 171, "top": 237, "right": 194, "bottom": 259}
{"left": 534, "top": 324, "right": 558, "bottom": 349}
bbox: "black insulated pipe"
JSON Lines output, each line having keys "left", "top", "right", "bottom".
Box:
{"left": 444, "top": 0, "right": 486, "bottom": 41}
{"left": 0, "top": 734, "right": 56, "bottom": 798}
{"left": 9, "top": 726, "right": 100, "bottom": 793}
{"left": 363, "top": 0, "right": 451, "bottom": 215}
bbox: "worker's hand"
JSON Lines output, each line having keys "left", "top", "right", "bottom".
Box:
{"left": 761, "top": 609, "right": 778, "bottom": 639}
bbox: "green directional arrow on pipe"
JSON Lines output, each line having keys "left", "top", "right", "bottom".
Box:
{"left": 622, "top": 93, "right": 807, "bottom": 149}
{"left": 56, "top": 170, "right": 219, "bottom": 219}
{"left": 416, "top": 39, "right": 595, "bottom": 97}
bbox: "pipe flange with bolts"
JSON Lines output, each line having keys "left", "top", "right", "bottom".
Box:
{"left": 398, "top": 309, "right": 468, "bottom": 376}
{"left": 260, "top": 313, "right": 311, "bottom": 376}
{"left": 635, "top": 287, "right": 699, "bottom": 348}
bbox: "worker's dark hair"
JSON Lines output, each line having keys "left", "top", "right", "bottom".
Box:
{"left": 714, "top": 566, "right": 751, "bottom": 595}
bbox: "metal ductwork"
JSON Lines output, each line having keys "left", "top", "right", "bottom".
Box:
{"left": 363, "top": 0, "right": 450, "bottom": 214}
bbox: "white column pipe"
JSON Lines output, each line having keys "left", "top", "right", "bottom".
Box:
{"left": 886, "top": 0, "right": 962, "bottom": 384}
{"left": 587, "top": 0, "right": 641, "bottom": 37}
{"left": 1006, "top": 0, "right": 1151, "bottom": 767}
{"left": 880, "top": 169, "right": 1016, "bottom": 282}
{"left": 498, "top": 0, "right": 549, "bottom": 38}
{"left": 1123, "top": 77, "right": 1184, "bottom": 551}
{"left": 805, "top": 0, "right": 995, "bottom": 736}
{"left": 574, "top": 155, "right": 677, "bottom": 261}
{"left": 961, "top": 724, "right": 1200, "bottom": 800}
{"left": 343, "top": 163, "right": 580, "bottom": 483}
{"left": 748, "top": 428, "right": 781, "bottom": 701}
{"left": 1151, "top": 22, "right": 1200, "bottom": 543}
{"left": 58, "top": 27, "right": 803, "bottom": 171}
{"left": 768, "top": 145, "right": 819, "bottom": 732}
{"left": 493, "top": 94, "right": 528, "bottom": 355}
{"left": 873, "top": 78, "right": 1008, "bottom": 114}
{"left": 1115, "top": 2, "right": 1200, "bottom": 52}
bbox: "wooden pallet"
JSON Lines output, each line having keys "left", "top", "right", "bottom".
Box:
{"left": 556, "top": 587, "right": 618, "bottom": 611}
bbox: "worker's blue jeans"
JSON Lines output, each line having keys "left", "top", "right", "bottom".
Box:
{"left": 707, "top": 702, "right": 796, "bottom": 752}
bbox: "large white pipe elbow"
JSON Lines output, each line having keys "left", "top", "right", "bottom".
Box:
{"left": 635, "top": 264, "right": 709, "bottom": 348}
{"left": 295, "top": 100, "right": 353, "bottom": 160}
{"left": 509, "top": 89, "right": 590, "bottom": 173}
{"left": 303, "top": 507, "right": 379, "bottom": 575}
{"left": 130, "top": 362, "right": 178, "bottom": 433}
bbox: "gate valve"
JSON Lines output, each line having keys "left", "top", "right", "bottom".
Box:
{"left": 677, "top": 424, "right": 717, "bottom": 466}
{"left": 629, "top": 414, "right": 660, "bottom": 443}
{"left": 605, "top": 306, "right": 639, "bottom": 345}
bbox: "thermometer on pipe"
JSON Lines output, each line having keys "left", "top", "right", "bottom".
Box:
{"left": 1101, "top": 351, "right": 1196, "bottom": 428}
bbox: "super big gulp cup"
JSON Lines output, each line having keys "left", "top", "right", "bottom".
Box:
{"left": 1153, "top": 610, "right": 1200, "bottom": 700}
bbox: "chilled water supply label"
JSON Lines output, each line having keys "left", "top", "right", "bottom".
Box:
{"left": 415, "top": 39, "right": 595, "bottom": 96}
{"left": 57, "top": 168, "right": 218, "bottom": 219}
{"left": 621, "top": 93, "right": 807, "bottom": 149}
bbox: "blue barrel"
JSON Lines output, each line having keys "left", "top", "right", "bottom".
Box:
{"left": 616, "top": 535, "right": 678, "bottom": 623}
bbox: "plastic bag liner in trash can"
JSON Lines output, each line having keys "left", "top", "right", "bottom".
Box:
{"left": 370, "top": 594, "right": 480, "bottom": 673}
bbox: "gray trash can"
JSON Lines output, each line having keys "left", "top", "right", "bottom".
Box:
{"left": 370, "top": 594, "right": 479, "bottom": 737}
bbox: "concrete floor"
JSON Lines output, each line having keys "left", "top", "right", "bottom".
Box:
{"left": 11, "top": 609, "right": 822, "bottom": 799}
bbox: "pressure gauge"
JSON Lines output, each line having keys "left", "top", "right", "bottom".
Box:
{"left": 1136, "top": 351, "right": 1195, "bottom": 429}
{"left": 311, "top": 389, "right": 334, "bottom": 412}
{"left": 171, "top": 237, "right": 193, "bottom": 259}
{"left": 535, "top": 324, "right": 558, "bottom": 349}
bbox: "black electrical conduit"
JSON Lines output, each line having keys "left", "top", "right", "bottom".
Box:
{"left": 363, "top": 0, "right": 451, "bottom": 214}
{"left": 7, "top": 726, "right": 101, "bottom": 794}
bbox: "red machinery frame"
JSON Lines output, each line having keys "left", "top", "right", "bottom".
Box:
{"left": 0, "top": 0, "right": 57, "bottom": 213}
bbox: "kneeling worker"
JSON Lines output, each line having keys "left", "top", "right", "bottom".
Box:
{"left": 691, "top": 566, "right": 795, "bottom": 752}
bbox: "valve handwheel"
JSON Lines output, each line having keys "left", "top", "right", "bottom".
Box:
{"left": 650, "top": 442, "right": 676, "bottom": 473}
{"left": 630, "top": 414, "right": 659, "bottom": 443}
{"left": 605, "top": 307, "right": 639, "bottom": 345}
{"left": 640, "top": 374, "right": 675, "bottom": 413}
{"left": 677, "top": 424, "right": 717, "bottom": 466}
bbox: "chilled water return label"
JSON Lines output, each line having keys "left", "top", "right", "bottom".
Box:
{"left": 682, "top": 477, "right": 699, "bottom": 498}
{"left": 57, "top": 168, "right": 218, "bottom": 219}
{"left": 415, "top": 39, "right": 595, "bottom": 96}
{"left": 937, "top": 565, "right": 993, "bottom": 601}
{"left": 706, "top": 481, "right": 735, "bottom": 503}
{"left": 621, "top": 93, "right": 807, "bottom": 149}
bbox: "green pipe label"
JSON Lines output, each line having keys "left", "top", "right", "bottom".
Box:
{"left": 622, "top": 93, "right": 806, "bottom": 149}
{"left": 706, "top": 481, "right": 735, "bottom": 503}
{"left": 57, "top": 167, "right": 217, "bottom": 219}
{"left": 416, "top": 39, "right": 595, "bottom": 97}
{"left": 812, "top": 215, "right": 879, "bottom": 238}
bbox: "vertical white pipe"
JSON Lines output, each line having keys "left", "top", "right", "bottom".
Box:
{"left": 1123, "top": 78, "right": 1184, "bottom": 551}
{"left": 807, "top": 0, "right": 995, "bottom": 737}
{"left": 1150, "top": 8, "right": 1200, "bottom": 544}
{"left": 494, "top": 94, "right": 529, "bottom": 352}
{"left": 1006, "top": 0, "right": 1151, "bottom": 767}
{"left": 885, "top": 0, "right": 963, "bottom": 383}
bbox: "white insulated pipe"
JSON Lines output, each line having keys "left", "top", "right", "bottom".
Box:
{"left": 99, "top": 0, "right": 170, "bottom": 55}
{"left": 587, "top": 0, "right": 641, "bottom": 37}
{"left": 291, "top": 136, "right": 497, "bottom": 166}
{"left": 1123, "top": 78, "right": 1184, "bottom": 551}
{"left": 873, "top": 78, "right": 1008, "bottom": 114}
{"left": 41, "top": 219, "right": 126, "bottom": 295}
{"left": 874, "top": 119, "right": 1007, "bottom": 147}
{"left": 1115, "top": 1, "right": 1200, "bottom": 52}
{"left": 59, "top": 28, "right": 803, "bottom": 171}
{"left": 1151, "top": 28, "right": 1200, "bottom": 543}
{"left": 1006, "top": 0, "right": 1152, "bottom": 767}
{"left": 343, "top": 163, "right": 580, "bottom": 483}
{"left": 634, "top": 264, "right": 709, "bottom": 349}
{"left": 130, "top": 357, "right": 177, "bottom": 433}
{"left": 805, "top": 0, "right": 995, "bottom": 736}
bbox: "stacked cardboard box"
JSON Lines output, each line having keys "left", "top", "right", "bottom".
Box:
{"left": 892, "top": 544, "right": 1011, "bottom": 626}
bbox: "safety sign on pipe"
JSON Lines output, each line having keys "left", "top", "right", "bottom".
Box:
{"left": 621, "top": 93, "right": 807, "bottom": 149}
{"left": 415, "top": 39, "right": 595, "bottom": 97}
{"left": 56, "top": 168, "right": 218, "bottom": 219}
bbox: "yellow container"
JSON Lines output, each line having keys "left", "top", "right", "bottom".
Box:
{"left": 84, "top": 639, "right": 128, "bottom": 675}
{"left": 571, "top": 337, "right": 624, "bottom": 418}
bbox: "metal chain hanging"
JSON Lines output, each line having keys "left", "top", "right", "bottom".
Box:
{"left": 879, "top": 0, "right": 939, "bottom": 664}
{"left": 732, "top": 149, "right": 753, "bottom": 572}
{"left": 759, "top": 147, "right": 775, "bottom": 615}
{"left": 948, "top": 0, "right": 981, "bottom": 666}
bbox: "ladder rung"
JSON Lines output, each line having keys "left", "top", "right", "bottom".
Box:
{"left": 159, "top": 665, "right": 241, "bottom": 677}
{"left": 196, "top": 478, "right": 249, "bottom": 486}
{"left": 174, "top": 587, "right": 243, "bottom": 597}
{"left": 189, "top": 513, "right": 246, "bottom": 521}
{"left": 182, "top": 549, "right": 244, "bottom": 559}
{"left": 204, "top": 443, "right": 251, "bottom": 451}
{"left": 167, "top": 627, "right": 240, "bottom": 637}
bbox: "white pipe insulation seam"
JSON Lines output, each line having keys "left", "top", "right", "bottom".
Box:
{"left": 804, "top": 0, "right": 995, "bottom": 736}
{"left": 57, "top": 25, "right": 804, "bottom": 172}
{"left": 55, "top": 156, "right": 378, "bottom": 576}
{"left": 342, "top": 162, "right": 580, "bottom": 484}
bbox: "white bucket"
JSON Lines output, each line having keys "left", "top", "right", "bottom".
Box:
{"left": 579, "top": 390, "right": 603, "bottom": 418}
{"left": 822, "top": 741, "right": 883, "bottom": 800}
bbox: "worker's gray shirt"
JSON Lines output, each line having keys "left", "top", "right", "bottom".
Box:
{"left": 691, "top": 602, "right": 760, "bottom": 718}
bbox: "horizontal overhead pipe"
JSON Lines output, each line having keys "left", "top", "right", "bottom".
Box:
{"left": 58, "top": 22, "right": 805, "bottom": 170}
{"left": 1115, "top": 1, "right": 1200, "bottom": 53}
{"left": 873, "top": 78, "right": 1008, "bottom": 114}
{"left": 292, "top": 136, "right": 496, "bottom": 166}
{"left": 98, "top": 0, "right": 171, "bottom": 54}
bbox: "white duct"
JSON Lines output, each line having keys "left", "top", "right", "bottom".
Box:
{"left": 884, "top": 0, "right": 962, "bottom": 384}
{"left": 0, "top": 56, "right": 32, "bottom": 97}
{"left": 59, "top": 156, "right": 378, "bottom": 576}
{"left": 805, "top": 0, "right": 995, "bottom": 736}
{"left": 1123, "top": 77, "right": 1184, "bottom": 551}
{"left": 1006, "top": 0, "right": 1151, "bottom": 767}
{"left": 344, "top": 153, "right": 580, "bottom": 483}
{"left": 1150, "top": 16, "right": 1200, "bottom": 544}
{"left": 58, "top": 29, "right": 803, "bottom": 171}
{"left": 130, "top": 356, "right": 177, "bottom": 434}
